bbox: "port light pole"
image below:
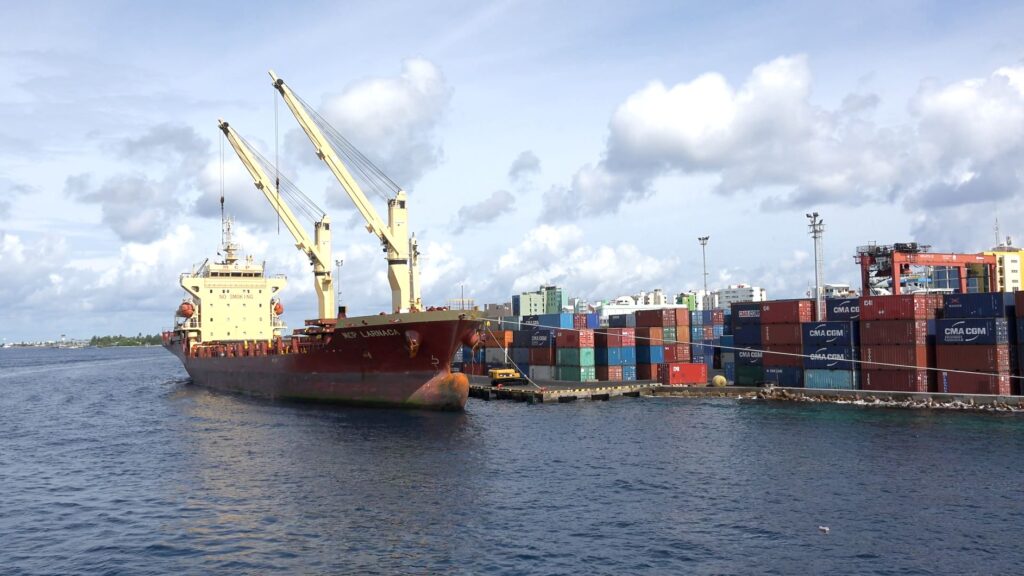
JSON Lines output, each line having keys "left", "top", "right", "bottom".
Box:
{"left": 698, "top": 236, "right": 710, "bottom": 305}
{"left": 806, "top": 213, "right": 825, "bottom": 321}
{"left": 335, "top": 259, "right": 344, "bottom": 301}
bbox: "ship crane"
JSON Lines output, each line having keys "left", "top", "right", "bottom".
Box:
{"left": 218, "top": 120, "right": 336, "bottom": 320}
{"left": 269, "top": 70, "right": 422, "bottom": 313}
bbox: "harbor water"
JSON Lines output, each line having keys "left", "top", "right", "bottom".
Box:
{"left": 2, "top": 346, "right": 1023, "bottom": 574}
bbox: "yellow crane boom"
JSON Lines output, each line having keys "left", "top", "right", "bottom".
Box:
{"left": 269, "top": 70, "right": 422, "bottom": 313}
{"left": 218, "top": 119, "right": 335, "bottom": 320}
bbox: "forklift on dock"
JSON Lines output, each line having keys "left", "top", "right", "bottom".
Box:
{"left": 488, "top": 367, "right": 527, "bottom": 387}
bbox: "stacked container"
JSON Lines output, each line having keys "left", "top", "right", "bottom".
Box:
{"left": 859, "top": 294, "right": 941, "bottom": 392}
{"left": 527, "top": 326, "right": 557, "bottom": 381}
{"left": 689, "top": 310, "right": 706, "bottom": 367}
{"left": 801, "top": 320, "right": 860, "bottom": 389}
{"left": 595, "top": 327, "right": 637, "bottom": 381}
{"left": 1018, "top": 292, "right": 1024, "bottom": 395}
{"left": 720, "top": 334, "right": 736, "bottom": 383}
{"left": 730, "top": 302, "right": 763, "bottom": 385}
{"left": 555, "top": 328, "right": 596, "bottom": 382}
{"left": 760, "top": 300, "right": 813, "bottom": 387}
{"left": 936, "top": 293, "right": 1015, "bottom": 395}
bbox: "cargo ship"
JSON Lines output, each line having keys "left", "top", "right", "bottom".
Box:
{"left": 162, "top": 71, "right": 483, "bottom": 410}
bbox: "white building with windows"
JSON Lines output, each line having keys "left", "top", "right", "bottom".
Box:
{"left": 715, "top": 284, "right": 767, "bottom": 310}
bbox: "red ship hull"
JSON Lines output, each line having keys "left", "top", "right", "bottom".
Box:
{"left": 164, "top": 311, "right": 482, "bottom": 410}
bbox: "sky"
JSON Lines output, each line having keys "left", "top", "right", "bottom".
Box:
{"left": 2, "top": 0, "right": 1023, "bottom": 341}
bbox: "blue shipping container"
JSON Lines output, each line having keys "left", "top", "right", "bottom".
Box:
{"left": 622, "top": 365, "right": 637, "bottom": 381}
{"left": 736, "top": 348, "right": 764, "bottom": 366}
{"left": 529, "top": 329, "right": 558, "bottom": 348}
{"left": 825, "top": 298, "right": 860, "bottom": 321}
{"left": 942, "top": 292, "right": 1015, "bottom": 319}
{"left": 609, "top": 314, "right": 637, "bottom": 328}
{"left": 724, "top": 362, "right": 736, "bottom": 383}
{"left": 636, "top": 345, "right": 665, "bottom": 364}
{"left": 800, "top": 321, "right": 859, "bottom": 347}
{"left": 802, "top": 346, "right": 859, "bottom": 370}
{"left": 730, "top": 302, "right": 762, "bottom": 324}
{"left": 712, "top": 324, "right": 725, "bottom": 337}
{"left": 690, "top": 310, "right": 704, "bottom": 326}
{"left": 935, "top": 318, "right": 1009, "bottom": 345}
{"left": 701, "top": 310, "right": 714, "bottom": 325}
{"left": 586, "top": 313, "right": 600, "bottom": 329}
{"left": 512, "top": 348, "right": 531, "bottom": 365}
{"left": 512, "top": 329, "right": 532, "bottom": 348}
{"left": 620, "top": 347, "right": 637, "bottom": 365}
{"left": 732, "top": 323, "right": 762, "bottom": 345}
{"left": 521, "top": 315, "right": 540, "bottom": 326}
{"left": 539, "top": 313, "right": 574, "bottom": 329}
{"left": 763, "top": 366, "right": 804, "bottom": 387}
{"left": 595, "top": 347, "right": 625, "bottom": 366}
{"left": 804, "top": 369, "right": 860, "bottom": 389}
{"left": 720, "top": 334, "right": 735, "bottom": 347}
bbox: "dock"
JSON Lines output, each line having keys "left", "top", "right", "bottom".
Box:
{"left": 468, "top": 376, "right": 656, "bottom": 403}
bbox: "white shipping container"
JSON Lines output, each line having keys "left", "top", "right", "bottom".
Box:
{"left": 485, "top": 348, "right": 508, "bottom": 364}
{"left": 530, "top": 365, "right": 555, "bottom": 381}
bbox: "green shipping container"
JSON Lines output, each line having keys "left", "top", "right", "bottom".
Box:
{"left": 735, "top": 365, "right": 764, "bottom": 386}
{"left": 663, "top": 327, "right": 677, "bottom": 343}
{"left": 557, "top": 365, "right": 597, "bottom": 382}
{"left": 556, "top": 347, "right": 596, "bottom": 366}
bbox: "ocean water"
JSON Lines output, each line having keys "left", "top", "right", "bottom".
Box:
{"left": 2, "top": 346, "right": 1023, "bottom": 575}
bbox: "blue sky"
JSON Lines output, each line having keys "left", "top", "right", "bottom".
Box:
{"left": 2, "top": 0, "right": 1023, "bottom": 340}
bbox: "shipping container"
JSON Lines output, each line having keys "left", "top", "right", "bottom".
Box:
{"left": 800, "top": 321, "right": 859, "bottom": 347}
{"left": 663, "top": 327, "right": 678, "bottom": 343}
{"left": 730, "top": 302, "right": 762, "bottom": 324}
{"left": 530, "top": 365, "right": 554, "bottom": 381}
{"left": 528, "top": 329, "right": 557, "bottom": 348}
{"left": 690, "top": 326, "right": 704, "bottom": 341}
{"left": 711, "top": 309, "right": 726, "bottom": 325}
{"left": 760, "top": 300, "right": 814, "bottom": 324}
{"left": 636, "top": 308, "right": 676, "bottom": 327}
{"left": 735, "top": 365, "right": 764, "bottom": 385}
{"left": 556, "top": 328, "right": 596, "bottom": 348}
{"left": 596, "top": 365, "right": 623, "bottom": 381}
{"left": 586, "top": 313, "right": 601, "bottom": 329}
{"left": 935, "top": 318, "right": 1009, "bottom": 345}
{"left": 498, "top": 316, "right": 523, "bottom": 330}
{"left": 935, "top": 344, "right": 1012, "bottom": 373}
{"left": 938, "top": 371, "right": 1011, "bottom": 395}
{"left": 622, "top": 364, "right": 638, "bottom": 381}
{"left": 721, "top": 352, "right": 736, "bottom": 364}
{"left": 529, "top": 347, "right": 554, "bottom": 366}
{"left": 859, "top": 320, "right": 934, "bottom": 345}
{"left": 700, "top": 310, "right": 714, "bottom": 325}
{"left": 804, "top": 369, "right": 860, "bottom": 390}
{"left": 861, "top": 344, "right": 933, "bottom": 370}
{"left": 484, "top": 348, "right": 508, "bottom": 364}
{"left": 512, "top": 329, "right": 532, "bottom": 348}
{"left": 763, "top": 366, "right": 804, "bottom": 387}
{"left": 636, "top": 345, "right": 665, "bottom": 364}
{"left": 608, "top": 313, "right": 637, "bottom": 328}
{"left": 724, "top": 362, "right": 736, "bottom": 383}
{"left": 803, "top": 346, "right": 859, "bottom": 370}
{"left": 572, "top": 314, "right": 589, "bottom": 330}
{"left": 620, "top": 346, "right": 637, "bottom": 365}
{"left": 595, "top": 327, "right": 635, "bottom": 348}
{"left": 702, "top": 326, "right": 714, "bottom": 340}
{"left": 825, "top": 298, "right": 860, "bottom": 321}
{"left": 737, "top": 348, "right": 764, "bottom": 366}
{"left": 521, "top": 315, "right": 541, "bottom": 326}
{"left": 636, "top": 363, "right": 660, "bottom": 381}
{"left": 462, "top": 347, "right": 485, "bottom": 364}
{"left": 860, "top": 294, "right": 940, "bottom": 321}
{"left": 663, "top": 344, "right": 692, "bottom": 363}
{"left": 942, "top": 292, "right": 1015, "bottom": 319}
{"left": 711, "top": 324, "right": 725, "bottom": 337}
{"left": 762, "top": 344, "right": 803, "bottom": 367}
{"left": 675, "top": 310, "right": 691, "bottom": 327}
{"left": 539, "top": 313, "right": 574, "bottom": 329}
{"left": 861, "top": 369, "right": 932, "bottom": 392}
{"left": 659, "top": 362, "right": 707, "bottom": 386}
{"left": 595, "top": 347, "right": 626, "bottom": 366}
{"left": 511, "top": 347, "right": 531, "bottom": 365}
{"left": 761, "top": 323, "right": 803, "bottom": 345}
{"left": 732, "top": 323, "right": 762, "bottom": 345}
{"left": 557, "top": 365, "right": 597, "bottom": 382}
{"left": 690, "top": 310, "right": 704, "bottom": 326}
{"left": 635, "top": 327, "right": 665, "bottom": 346}
{"left": 556, "top": 347, "right": 596, "bottom": 367}
{"left": 480, "top": 330, "right": 513, "bottom": 348}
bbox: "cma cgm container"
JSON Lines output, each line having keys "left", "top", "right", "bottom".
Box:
{"left": 760, "top": 300, "right": 814, "bottom": 324}
{"left": 659, "top": 362, "right": 707, "bottom": 386}
{"left": 860, "top": 294, "right": 941, "bottom": 321}
{"left": 935, "top": 318, "right": 1009, "bottom": 345}
{"left": 803, "top": 346, "right": 859, "bottom": 371}
{"left": 736, "top": 348, "right": 764, "bottom": 366}
{"left": 942, "top": 293, "right": 1015, "bottom": 319}
{"left": 801, "top": 321, "right": 859, "bottom": 347}
{"left": 825, "top": 298, "right": 860, "bottom": 321}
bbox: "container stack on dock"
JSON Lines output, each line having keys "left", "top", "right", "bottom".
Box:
{"left": 527, "top": 326, "right": 557, "bottom": 381}
{"left": 730, "top": 302, "right": 763, "bottom": 385}
{"left": 555, "top": 327, "right": 597, "bottom": 382}
{"left": 760, "top": 300, "right": 813, "bottom": 387}
{"left": 859, "top": 294, "right": 941, "bottom": 392}
{"left": 595, "top": 327, "right": 637, "bottom": 382}
{"left": 801, "top": 299, "right": 861, "bottom": 389}
{"left": 720, "top": 334, "right": 736, "bottom": 383}
{"left": 935, "top": 293, "right": 1015, "bottom": 395}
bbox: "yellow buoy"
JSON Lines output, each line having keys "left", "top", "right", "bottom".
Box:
{"left": 711, "top": 375, "right": 728, "bottom": 387}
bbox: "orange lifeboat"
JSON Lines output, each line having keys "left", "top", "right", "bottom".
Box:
{"left": 273, "top": 300, "right": 284, "bottom": 316}
{"left": 177, "top": 301, "right": 195, "bottom": 318}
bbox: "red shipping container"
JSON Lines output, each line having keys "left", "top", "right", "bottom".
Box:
{"left": 1017, "top": 291, "right": 1024, "bottom": 318}
{"left": 761, "top": 323, "right": 803, "bottom": 345}
{"left": 702, "top": 326, "right": 714, "bottom": 340}
{"left": 675, "top": 311, "right": 691, "bottom": 327}
{"left": 860, "top": 320, "right": 931, "bottom": 345}
{"left": 760, "top": 300, "right": 814, "bottom": 324}
{"left": 596, "top": 365, "right": 623, "bottom": 382}
{"left": 636, "top": 363, "right": 661, "bottom": 381}
{"left": 861, "top": 345, "right": 932, "bottom": 370}
{"left": 659, "top": 362, "right": 707, "bottom": 386}
{"left": 529, "top": 348, "right": 555, "bottom": 366}
{"left": 762, "top": 344, "right": 802, "bottom": 367}
{"left": 936, "top": 344, "right": 1011, "bottom": 373}
{"left": 572, "top": 314, "right": 589, "bottom": 329}
{"left": 711, "top": 309, "right": 725, "bottom": 325}
{"left": 635, "top": 309, "right": 676, "bottom": 327}
{"left": 635, "top": 327, "right": 665, "bottom": 346}
{"left": 674, "top": 330, "right": 691, "bottom": 344}
{"left": 861, "top": 369, "right": 933, "bottom": 392}
{"left": 860, "top": 294, "right": 940, "bottom": 321}
{"left": 595, "top": 328, "right": 636, "bottom": 348}
{"left": 480, "top": 330, "right": 513, "bottom": 348}
{"left": 556, "top": 328, "right": 594, "bottom": 348}
{"left": 938, "top": 371, "right": 1011, "bottom": 395}
{"left": 662, "top": 344, "right": 691, "bottom": 363}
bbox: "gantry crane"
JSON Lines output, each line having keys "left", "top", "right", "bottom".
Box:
{"left": 269, "top": 70, "right": 422, "bottom": 313}
{"left": 855, "top": 242, "right": 996, "bottom": 295}
{"left": 218, "top": 120, "right": 336, "bottom": 320}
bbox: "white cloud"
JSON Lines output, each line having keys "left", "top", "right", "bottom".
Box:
{"left": 453, "top": 189, "right": 515, "bottom": 233}
{"left": 508, "top": 150, "right": 541, "bottom": 183}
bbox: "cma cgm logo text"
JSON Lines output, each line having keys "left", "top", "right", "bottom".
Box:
{"left": 943, "top": 321, "right": 988, "bottom": 342}
{"left": 808, "top": 324, "right": 845, "bottom": 340}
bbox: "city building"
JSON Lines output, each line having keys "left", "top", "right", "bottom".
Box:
{"left": 985, "top": 238, "right": 1023, "bottom": 292}
{"left": 482, "top": 303, "right": 512, "bottom": 319}
{"left": 715, "top": 284, "right": 767, "bottom": 309}
{"left": 512, "top": 285, "right": 567, "bottom": 315}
